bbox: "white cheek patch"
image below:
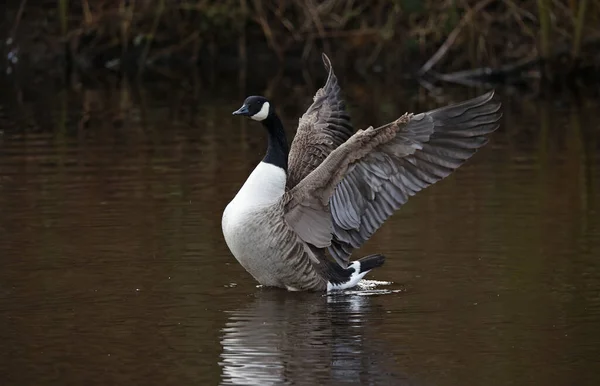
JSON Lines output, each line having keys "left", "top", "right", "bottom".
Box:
{"left": 250, "top": 102, "right": 270, "bottom": 121}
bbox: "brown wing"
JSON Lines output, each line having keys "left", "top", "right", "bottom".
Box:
{"left": 284, "top": 91, "right": 502, "bottom": 267}
{"left": 286, "top": 53, "right": 354, "bottom": 190}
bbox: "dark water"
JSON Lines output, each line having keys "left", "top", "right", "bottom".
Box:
{"left": 1, "top": 73, "right": 599, "bottom": 386}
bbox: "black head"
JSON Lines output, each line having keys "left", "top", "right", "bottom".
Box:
{"left": 232, "top": 96, "right": 272, "bottom": 122}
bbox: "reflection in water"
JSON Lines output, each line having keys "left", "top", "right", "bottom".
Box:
{"left": 220, "top": 290, "right": 412, "bottom": 386}
{"left": 0, "top": 73, "right": 600, "bottom": 386}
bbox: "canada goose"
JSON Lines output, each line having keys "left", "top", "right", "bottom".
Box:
{"left": 223, "top": 54, "right": 501, "bottom": 292}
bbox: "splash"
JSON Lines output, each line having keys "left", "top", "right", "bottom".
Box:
{"left": 326, "top": 279, "right": 405, "bottom": 297}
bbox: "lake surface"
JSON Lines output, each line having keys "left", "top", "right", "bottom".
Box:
{"left": 1, "top": 70, "right": 599, "bottom": 386}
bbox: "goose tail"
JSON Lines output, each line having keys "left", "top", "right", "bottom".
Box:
{"left": 356, "top": 254, "right": 385, "bottom": 273}
{"left": 327, "top": 254, "right": 385, "bottom": 291}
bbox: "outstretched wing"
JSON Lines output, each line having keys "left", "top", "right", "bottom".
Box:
{"left": 286, "top": 53, "right": 354, "bottom": 190}
{"left": 284, "top": 91, "right": 502, "bottom": 267}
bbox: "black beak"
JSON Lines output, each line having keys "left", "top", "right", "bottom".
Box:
{"left": 232, "top": 104, "right": 250, "bottom": 116}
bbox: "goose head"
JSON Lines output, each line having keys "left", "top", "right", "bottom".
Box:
{"left": 232, "top": 96, "right": 272, "bottom": 122}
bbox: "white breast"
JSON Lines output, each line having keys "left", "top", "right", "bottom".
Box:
{"left": 222, "top": 162, "right": 287, "bottom": 240}
{"left": 221, "top": 162, "right": 288, "bottom": 285}
{"left": 227, "top": 161, "right": 286, "bottom": 208}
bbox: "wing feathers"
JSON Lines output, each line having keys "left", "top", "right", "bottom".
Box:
{"left": 327, "top": 92, "right": 501, "bottom": 265}
{"left": 287, "top": 54, "right": 354, "bottom": 189}
{"left": 284, "top": 68, "right": 500, "bottom": 268}
{"left": 428, "top": 90, "right": 495, "bottom": 118}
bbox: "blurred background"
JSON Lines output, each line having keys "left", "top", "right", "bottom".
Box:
{"left": 1, "top": 1, "right": 600, "bottom": 86}
{"left": 1, "top": 1, "right": 599, "bottom": 386}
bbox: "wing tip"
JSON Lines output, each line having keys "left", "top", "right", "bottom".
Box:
{"left": 322, "top": 52, "right": 332, "bottom": 71}
{"left": 470, "top": 89, "right": 496, "bottom": 107}
{"left": 321, "top": 53, "right": 337, "bottom": 87}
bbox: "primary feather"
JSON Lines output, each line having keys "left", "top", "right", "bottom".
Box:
{"left": 287, "top": 54, "right": 354, "bottom": 190}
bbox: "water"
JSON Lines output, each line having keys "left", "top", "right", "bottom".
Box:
{"left": 1, "top": 73, "right": 599, "bottom": 386}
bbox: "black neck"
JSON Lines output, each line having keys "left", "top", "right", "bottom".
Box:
{"left": 262, "top": 113, "right": 288, "bottom": 171}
